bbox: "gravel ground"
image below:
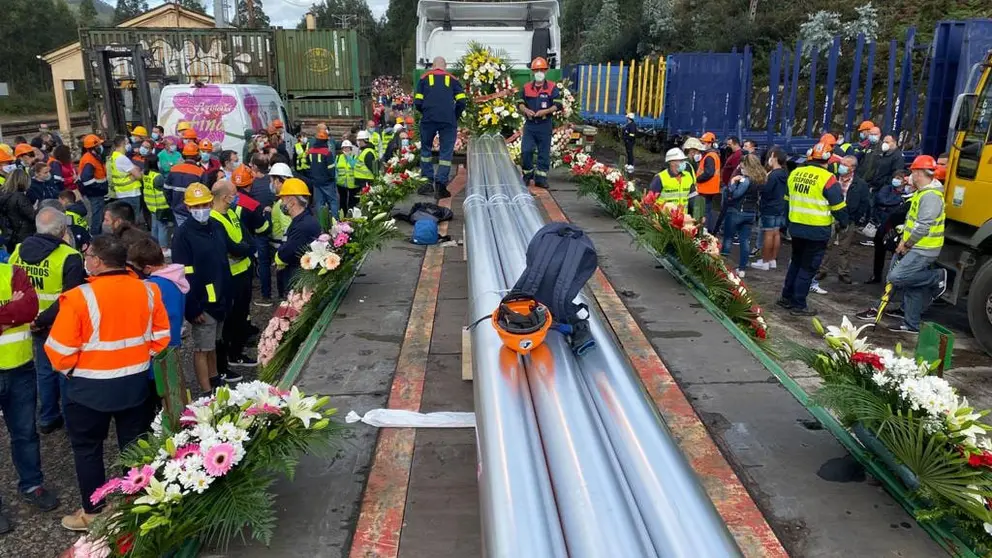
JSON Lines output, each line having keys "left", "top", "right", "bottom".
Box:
{"left": 0, "top": 279, "right": 276, "bottom": 558}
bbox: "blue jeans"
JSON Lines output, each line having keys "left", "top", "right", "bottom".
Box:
{"left": 0, "top": 363, "right": 44, "bottom": 493}
{"left": 521, "top": 123, "right": 552, "bottom": 186}
{"left": 35, "top": 334, "right": 66, "bottom": 427}
{"left": 702, "top": 194, "right": 719, "bottom": 232}
{"left": 887, "top": 251, "right": 941, "bottom": 331}
{"left": 722, "top": 208, "right": 756, "bottom": 271}
{"left": 254, "top": 236, "right": 273, "bottom": 299}
{"left": 87, "top": 196, "right": 106, "bottom": 236}
{"left": 314, "top": 182, "right": 340, "bottom": 218}
{"left": 419, "top": 120, "right": 456, "bottom": 186}
{"left": 781, "top": 237, "right": 827, "bottom": 310}
{"left": 150, "top": 214, "right": 169, "bottom": 248}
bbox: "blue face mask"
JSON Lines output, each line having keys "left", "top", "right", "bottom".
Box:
{"left": 200, "top": 152, "right": 210, "bottom": 162}
{"left": 678, "top": 161, "right": 688, "bottom": 173}
{"left": 130, "top": 136, "right": 139, "bottom": 144}
{"left": 868, "top": 134, "right": 880, "bottom": 144}
{"left": 837, "top": 164, "right": 849, "bottom": 176}
{"left": 860, "top": 132, "right": 868, "bottom": 140}
{"left": 151, "top": 132, "right": 160, "bottom": 140}
{"left": 139, "top": 146, "right": 150, "bottom": 156}
{"left": 401, "top": 139, "right": 410, "bottom": 148}
{"left": 891, "top": 178, "right": 902, "bottom": 188}
{"left": 229, "top": 194, "right": 239, "bottom": 209}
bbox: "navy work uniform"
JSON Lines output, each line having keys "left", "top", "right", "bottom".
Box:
{"left": 414, "top": 69, "right": 466, "bottom": 191}
{"left": 519, "top": 80, "right": 562, "bottom": 188}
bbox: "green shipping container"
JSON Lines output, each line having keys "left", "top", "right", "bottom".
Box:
{"left": 276, "top": 29, "right": 371, "bottom": 97}
{"left": 286, "top": 98, "right": 367, "bottom": 121}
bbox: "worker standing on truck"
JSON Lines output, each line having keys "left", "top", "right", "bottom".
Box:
{"left": 78, "top": 135, "right": 108, "bottom": 237}
{"left": 778, "top": 141, "right": 849, "bottom": 316}
{"left": 415, "top": 56, "right": 466, "bottom": 199}
{"left": 884, "top": 155, "right": 948, "bottom": 334}
{"left": 518, "top": 57, "right": 561, "bottom": 190}
{"left": 623, "top": 113, "right": 637, "bottom": 173}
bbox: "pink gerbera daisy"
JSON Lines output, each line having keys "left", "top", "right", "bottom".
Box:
{"left": 175, "top": 444, "right": 201, "bottom": 460}
{"left": 120, "top": 465, "right": 155, "bottom": 494}
{"left": 89, "top": 477, "right": 122, "bottom": 506}
{"left": 203, "top": 443, "right": 236, "bottom": 477}
{"left": 244, "top": 403, "right": 282, "bottom": 417}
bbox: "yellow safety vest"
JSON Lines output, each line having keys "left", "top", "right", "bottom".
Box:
{"left": 109, "top": 151, "right": 141, "bottom": 198}
{"left": 336, "top": 154, "right": 355, "bottom": 189}
{"left": 353, "top": 148, "right": 377, "bottom": 181}
{"left": 9, "top": 243, "right": 77, "bottom": 312}
{"left": 656, "top": 168, "right": 695, "bottom": 206}
{"left": 787, "top": 164, "right": 839, "bottom": 227}
{"left": 66, "top": 210, "right": 87, "bottom": 228}
{"left": 0, "top": 263, "right": 33, "bottom": 370}
{"left": 903, "top": 186, "right": 945, "bottom": 250}
{"left": 210, "top": 209, "right": 251, "bottom": 276}
{"left": 142, "top": 170, "right": 168, "bottom": 212}
{"left": 295, "top": 143, "right": 310, "bottom": 171}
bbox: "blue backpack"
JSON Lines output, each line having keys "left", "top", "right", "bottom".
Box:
{"left": 411, "top": 218, "right": 440, "bottom": 245}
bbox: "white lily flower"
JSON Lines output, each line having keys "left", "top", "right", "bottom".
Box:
{"left": 285, "top": 386, "right": 321, "bottom": 428}
{"left": 825, "top": 316, "right": 872, "bottom": 353}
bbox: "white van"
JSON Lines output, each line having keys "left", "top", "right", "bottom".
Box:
{"left": 157, "top": 83, "right": 294, "bottom": 155}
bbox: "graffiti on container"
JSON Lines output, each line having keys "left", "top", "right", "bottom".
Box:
{"left": 305, "top": 48, "right": 334, "bottom": 73}
{"left": 172, "top": 85, "right": 238, "bottom": 143}
{"left": 110, "top": 37, "right": 258, "bottom": 83}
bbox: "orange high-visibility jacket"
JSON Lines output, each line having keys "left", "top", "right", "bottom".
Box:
{"left": 696, "top": 150, "right": 722, "bottom": 195}
{"left": 45, "top": 271, "right": 170, "bottom": 378}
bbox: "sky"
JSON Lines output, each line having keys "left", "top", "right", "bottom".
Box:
{"left": 147, "top": 0, "right": 389, "bottom": 29}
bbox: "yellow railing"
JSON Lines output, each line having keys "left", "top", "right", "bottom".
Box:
{"left": 581, "top": 57, "right": 666, "bottom": 119}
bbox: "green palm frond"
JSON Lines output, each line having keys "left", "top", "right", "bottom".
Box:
{"left": 812, "top": 383, "right": 893, "bottom": 427}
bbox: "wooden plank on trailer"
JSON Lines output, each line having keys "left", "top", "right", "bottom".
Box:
{"left": 462, "top": 328, "right": 473, "bottom": 381}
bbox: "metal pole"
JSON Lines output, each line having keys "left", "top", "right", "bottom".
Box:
{"left": 463, "top": 139, "right": 566, "bottom": 558}
{"left": 478, "top": 138, "right": 657, "bottom": 558}
{"left": 487, "top": 135, "right": 741, "bottom": 557}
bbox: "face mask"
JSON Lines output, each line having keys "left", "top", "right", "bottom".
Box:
{"left": 869, "top": 135, "right": 880, "bottom": 144}
{"left": 2, "top": 164, "right": 16, "bottom": 174}
{"left": 151, "top": 132, "right": 160, "bottom": 140}
{"left": 200, "top": 152, "right": 210, "bottom": 162}
{"left": 269, "top": 181, "right": 277, "bottom": 194}
{"left": 190, "top": 208, "right": 211, "bottom": 223}
{"left": 96, "top": 146, "right": 104, "bottom": 155}
{"left": 837, "top": 164, "right": 849, "bottom": 176}
{"left": 891, "top": 178, "right": 902, "bottom": 187}
{"left": 131, "top": 136, "right": 139, "bottom": 144}
{"left": 84, "top": 260, "right": 94, "bottom": 276}
{"left": 534, "top": 71, "right": 546, "bottom": 82}
{"left": 166, "top": 145, "right": 176, "bottom": 153}
{"left": 693, "top": 153, "right": 702, "bottom": 162}
{"left": 678, "top": 161, "right": 688, "bottom": 172}
{"left": 860, "top": 132, "right": 868, "bottom": 140}
{"left": 125, "top": 144, "right": 133, "bottom": 153}
{"left": 101, "top": 221, "right": 116, "bottom": 235}
{"left": 712, "top": 143, "right": 720, "bottom": 150}
{"left": 300, "top": 137, "right": 308, "bottom": 144}
{"left": 139, "top": 147, "right": 150, "bottom": 156}
{"left": 881, "top": 142, "right": 891, "bottom": 152}
{"left": 401, "top": 139, "right": 410, "bottom": 148}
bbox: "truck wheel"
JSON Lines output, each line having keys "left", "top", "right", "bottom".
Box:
{"left": 968, "top": 260, "right": 992, "bottom": 356}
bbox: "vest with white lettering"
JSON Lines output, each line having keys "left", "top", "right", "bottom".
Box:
{"left": 656, "top": 167, "right": 696, "bottom": 206}
{"left": 787, "top": 164, "right": 835, "bottom": 227}
{"left": 210, "top": 209, "right": 250, "bottom": 276}
{"left": 0, "top": 264, "right": 33, "bottom": 370}
{"left": 9, "top": 243, "right": 77, "bottom": 312}
{"left": 109, "top": 151, "right": 141, "bottom": 198}
{"left": 903, "top": 186, "right": 945, "bottom": 250}
{"left": 142, "top": 170, "right": 169, "bottom": 212}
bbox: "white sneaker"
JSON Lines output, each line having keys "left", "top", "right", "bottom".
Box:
{"left": 810, "top": 282, "right": 828, "bottom": 295}
{"left": 162, "top": 248, "right": 172, "bottom": 259}
{"left": 769, "top": 260, "right": 777, "bottom": 269}
{"left": 750, "top": 260, "right": 770, "bottom": 271}
{"left": 737, "top": 270, "right": 746, "bottom": 278}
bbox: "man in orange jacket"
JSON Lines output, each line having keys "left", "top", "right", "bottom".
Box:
{"left": 44, "top": 234, "right": 170, "bottom": 532}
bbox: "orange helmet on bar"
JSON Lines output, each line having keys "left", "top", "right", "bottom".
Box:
{"left": 492, "top": 293, "right": 552, "bottom": 355}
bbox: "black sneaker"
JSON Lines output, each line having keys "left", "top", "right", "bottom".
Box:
{"left": 749, "top": 247, "right": 760, "bottom": 257}
{"left": 855, "top": 308, "right": 878, "bottom": 321}
{"left": 22, "top": 487, "right": 59, "bottom": 512}
{"left": 884, "top": 307, "right": 905, "bottom": 319}
{"left": 888, "top": 324, "right": 919, "bottom": 334}
{"left": 436, "top": 187, "right": 452, "bottom": 199}
{"left": 220, "top": 371, "right": 244, "bottom": 383}
{"left": 934, "top": 268, "right": 948, "bottom": 300}
{"left": 228, "top": 354, "right": 258, "bottom": 368}
{"left": 39, "top": 416, "right": 64, "bottom": 435}
{"left": 253, "top": 297, "right": 274, "bottom": 308}
{"left": 790, "top": 307, "right": 818, "bottom": 317}
{"left": 0, "top": 512, "right": 10, "bottom": 534}
{"left": 776, "top": 298, "right": 794, "bottom": 310}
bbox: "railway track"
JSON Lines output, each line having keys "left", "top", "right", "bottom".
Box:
{"left": 0, "top": 115, "right": 90, "bottom": 140}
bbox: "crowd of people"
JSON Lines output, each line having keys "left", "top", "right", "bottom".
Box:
{"left": 0, "top": 108, "right": 426, "bottom": 535}
{"left": 642, "top": 119, "right": 948, "bottom": 334}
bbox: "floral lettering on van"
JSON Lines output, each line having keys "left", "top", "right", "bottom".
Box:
{"left": 173, "top": 85, "right": 238, "bottom": 143}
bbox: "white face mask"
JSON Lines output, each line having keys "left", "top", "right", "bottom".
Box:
{"left": 533, "top": 71, "right": 546, "bottom": 82}
{"left": 693, "top": 153, "right": 702, "bottom": 162}
{"left": 881, "top": 142, "right": 891, "bottom": 153}
{"left": 190, "top": 207, "right": 211, "bottom": 223}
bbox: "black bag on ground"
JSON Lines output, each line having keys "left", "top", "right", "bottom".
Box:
{"left": 393, "top": 201, "right": 454, "bottom": 224}
{"left": 512, "top": 223, "right": 598, "bottom": 354}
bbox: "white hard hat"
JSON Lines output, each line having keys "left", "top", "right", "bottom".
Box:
{"left": 626, "top": 112, "right": 635, "bottom": 120}
{"left": 393, "top": 123, "right": 404, "bottom": 133}
{"left": 665, "top": 148, "right": 687, "bottom": 162}
{"left": 682, "top": 137, "right": 706, "bottom": 152}
{"left": 340, "top": 140, "right": 354, "bottom": 149}
{"left": 356, "top": 130, "right": 370, "bottom": 141}
{"left": 268, "top": 162, "right": 293, "bottom": 178}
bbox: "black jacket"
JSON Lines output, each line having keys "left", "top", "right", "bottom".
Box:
{"left": 0, "top": 191, "right": 36, "bottom": 251}
{"left": 870, "top": 149, "right": 905, "bottom": 192}
{"left": 14, "top": 233, "right": 86, "bottom": 333}
{"left": 277, "top": 211, "right": 321, "bottom": 274}
{"left": 305, "top": 140, "right": 336, "bottom": 191}
{"left": 171, "top": 218, "right": 232, "bottom": 322}
{"left": 844, "top": 177, "right": 872, "bottom": 226}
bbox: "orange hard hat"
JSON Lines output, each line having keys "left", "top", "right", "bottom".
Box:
{"left": 271, "top": 119, "right": 284, "bottom": 129}
{"left": 82, "top": 134, "right": 103, "bottom": 149}
{"left": 182, "top": 128, "right": 198, "bottom": 140}
{"left": 530, "top": 57, "right": 549, "bottom": 71}
{"left": 0, "top": 150, "right": 13, "bottom": 164}
{"left": 405, "top": 116, "right": 415, "bottom": 125}
{"left": 14, "top": 144, "right": 35, "bottom": 158}
{"left": 809, "top": 141, "right": 833, "bottom": 161}
{"left": 858, "top": 120, "right": 875, "bottom": 132}
{"left": 232, "top": 165, "right": 254, "bottom": 188}
{"left": 909, "top": 155, "right": 937, "bottom": 171}
{"left": 198, "top": 139, "right": 213, "bottom": 152}
{"left": 492, "top": 293, "right": 552, "bottom": 354}
{"left": 700, "top": 132, "right": 717, "bottom": 143}
{"left": 819, "top": 133, "right": 838, "bottom": 146}
{"left": 182, "top": 142, "right": 200, "bottom": 157}
{"left": 934, "top": 165, "right": 947, "bottom": 181}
